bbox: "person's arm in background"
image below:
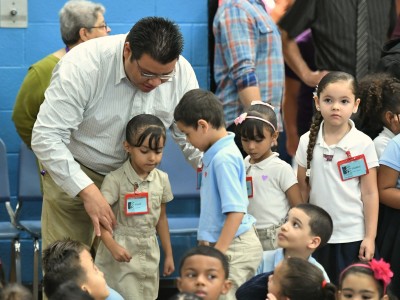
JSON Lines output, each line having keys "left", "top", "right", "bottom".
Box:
{"left": 215, "top": 4, "right": 262, "bottom": 110}
{"left": 283, "top": 77, "right": 301, "bottom": 156}
{"left": 280, "top": 30, "right": 327, "bottom": 87}
{"left": 12, "top": 62, "right": 55, "bottom": 148}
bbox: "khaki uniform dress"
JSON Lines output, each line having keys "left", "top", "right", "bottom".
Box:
{"left": 95, "top": 160, "right": 173, "bottom": 300}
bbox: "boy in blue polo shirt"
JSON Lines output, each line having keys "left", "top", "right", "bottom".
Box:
{"left": 174, "top": 89, "right": 263, "bottom": 299}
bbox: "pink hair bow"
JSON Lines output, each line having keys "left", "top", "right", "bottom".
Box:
{"left": 234, "top": 113, "right": 247, "bottom": 125}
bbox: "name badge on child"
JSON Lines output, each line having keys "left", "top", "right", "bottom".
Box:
{"left": 196, "top": 166, "right": 203, "bottom": 190}
{"left": 124, "top": 192, "right": 149, "bottom": 216}
{"left": 337, "top": 151, "right": 368, "bottom": 181}
{"left": 246, "top": 176, "right": 253, "bottom": 198}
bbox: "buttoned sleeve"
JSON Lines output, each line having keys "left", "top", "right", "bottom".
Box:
{"left": 31, "top": 58, "right": 95, "bottom": 197}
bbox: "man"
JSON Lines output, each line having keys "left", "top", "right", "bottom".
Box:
{"left": 279, "top": 0, "right": 397, "bottom": 86}
{"left": 213, "top": 0, "right": 285, "bottom": 155}
{"left": 12, "top": 0, "right": 111, "bottom": 148}
{"left": 31, "top": 17, "right": 200, "bottom": 251}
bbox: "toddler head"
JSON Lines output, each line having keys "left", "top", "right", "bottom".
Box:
{"left": 338, "top": 259, "right": 394, "bottom": 300}
{"left": 268, "top": 257, "right": 336, "bottom": 300}
{"left": 177, "top": 246, "right": 231, "bottom": 300}
{"left": 124, "top": 114, "right": 166, "bottom": 175}
{"left": 235, "top": 101, "right": 279, "bottom": 163}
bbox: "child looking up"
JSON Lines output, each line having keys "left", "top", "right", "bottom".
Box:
{"left": 267, "top": 257, "right": 336, "bottom": 300}
{"left": 235, "top": 101, "right": 302, "bottom": 250}
{"left": 296, "top": 71, "right": 379, "bottom": 284}
{"left": 338, "top": 259, "right": 394, "bottom": 300}
{"left": 95, "top": 114, "right": 175, "bottom": 300}
{"left": 236, "top": 203, "right": 332, "bottom": 300}
{"left": 355, "top": 73, "right": 400, "bottom": 157}
{"left": 177, "top": 246, "right": 232, "bottom": 300}
{"left": 174, "top": 89, "right": 263, "bottom": 299}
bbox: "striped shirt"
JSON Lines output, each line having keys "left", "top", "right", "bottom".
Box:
{"left": 213, "top": 0, "right": 284, "bottom": 128}
{"left": 279, "top": 0, "right": 397, "bottom": 76}
{"left": 31, "top": 34, "right": 200, "bottom": 197}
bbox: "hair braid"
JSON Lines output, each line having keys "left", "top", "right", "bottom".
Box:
{"left": 306, "top": 111, "right": 323, "bottom": 185}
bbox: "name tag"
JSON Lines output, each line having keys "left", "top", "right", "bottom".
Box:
{"left": 337, "top": 154, "right": 368, "bottom": 181}
{"left": 246, "top": 176, "right": 253, "bottom": 198}
{"left": 124, "top": 192, "right": 149, "bottom": 216}
{"left": 197, "top": 166, "right": 203, "bottom": 190}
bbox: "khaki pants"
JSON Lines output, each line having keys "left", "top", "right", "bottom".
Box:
{"left": 256, "top": 225, "right": 281, "bottom": 251}
{"left": 41, "top": 163, "right": 105, "bottom": 252}
{"left": 220, "top": 227, "right": 263, "bottom": 300}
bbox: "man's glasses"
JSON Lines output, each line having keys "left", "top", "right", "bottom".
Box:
{"left": 87, "top": 22, "right": 108, "bottom": 31}
{"left": 136, "top": 59, "right": 175, "bottom": 81}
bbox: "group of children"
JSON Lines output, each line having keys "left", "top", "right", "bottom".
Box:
{"left": 57, "top": 70, "right": 399, "bottom": 300}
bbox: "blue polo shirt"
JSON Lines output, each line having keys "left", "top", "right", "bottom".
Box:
{"left": 198, "top": 133, "right": 255, "bottom": 242}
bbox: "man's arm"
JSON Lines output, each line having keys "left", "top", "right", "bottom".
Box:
{"left": 280, "top": 30, "right": 327, "bottom": 87}
{"left": 31, "top": 59, "right": 116, "bottom": 236}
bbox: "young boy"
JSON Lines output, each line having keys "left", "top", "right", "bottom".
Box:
{"left": 174, "top": 89, "right": 263, "bottom": 299}
{"left": 177, "top": 246, "right": 232, "bottom": 300}
{"left": 236, "top": 203, "right": 333, "bottom": 300}
{"left": 42, "top": 238, "right": 122, "bottom": 300}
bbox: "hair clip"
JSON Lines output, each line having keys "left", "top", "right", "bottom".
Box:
{"left": 234, "top": 113, "right": 247, "bottom": 125}
{"left": 313, "top": 85, "right": 318, "bottom": 97}
{"left": 250, "top": 100, "right": 275, "bottom": 110}
{"left": 321, "top": 279, "right": 327, "bottom": 288}
{"left": 306, "top": 169, "right": 311, "bottom": 177}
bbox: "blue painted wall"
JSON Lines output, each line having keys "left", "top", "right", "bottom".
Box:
{"left": 0, "top": 0, "right": 209, "bottom": 283}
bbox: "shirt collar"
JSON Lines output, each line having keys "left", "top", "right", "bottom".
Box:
{"left": 316, "top": 119, "right": 356, "bottom": 151}
{"left": 245, "top": 152, "right": 279, "bottom": 170}
{"left": 123, "top": 159, "right": 155, "bottom": 187}
{"left": 202, "top": 133, "right": 235, "bottom": 167}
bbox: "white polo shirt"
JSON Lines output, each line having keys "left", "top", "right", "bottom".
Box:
{"left": 296, "top": 120, "right": 379, "bottom": 243}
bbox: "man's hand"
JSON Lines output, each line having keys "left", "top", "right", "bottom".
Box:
{"left": 79, "top": 184, "right": 116, "bottom": 236}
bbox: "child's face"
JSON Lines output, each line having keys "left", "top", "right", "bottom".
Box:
{"left": 177, "top": 254, "right": 231, "bottom": 300}
{"left": 124, "top": 135, "right": 164, "bottom": 178}
{"left": 339, "top": 272, "right": 385, "bottom": 300}
{"left": 79, "top": 249, "right": 109, "bottom": 300}
{"left": 176, "top": 121, "right": 210, "bottom": 152}
{"left": 267, "top": 262, "right": 285, "bottom": 300}
{"left": 277, "top": 208, "right": 316, "bottom": 252}
{"left": 241, "top": 127, "right": 278, "bottom": 163}
{"left": 314, "top": 80, "right": 360, "bottom": 129}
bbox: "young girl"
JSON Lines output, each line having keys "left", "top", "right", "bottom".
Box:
{"left": 376, "top": 134, "right": 400, "bottom": 297}
{"left": 338, "top": 259, "right": 395, "bottom": 300}
{"left": 295, "top": 71, "right": 379, "bottom": 284}
{"left": 355, "top": 73, "right": 400, "bottom": 157}
{"left": 95, "top": 114, "right": 175, "bottom": 300}
{"left": 234, "top": 101, "right": 302, "bottom": 250}
{"left": 267, "top": 257, "right": 336, "bottom": 300}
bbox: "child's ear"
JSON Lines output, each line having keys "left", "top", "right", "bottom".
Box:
{"left": 198, "top": 119, "right": 209, "bottom": 132}
{"left": 220, "top": 279, "right": 232, "bottom": 295}
{"left": 313, "top": 95, "right": 320, "bottom": 111}
{"left": 123, "top": 141, "right": 130, "bottom": 152}
{"left": 272, "top": 131, "right": 279, "bottom": 142}
{"left": 176, "top": 277, "right": 183, "bottom": 292}
{"left": 353, "top": 98, "right": 361, "bottom": 113}
{"left": 307, "top": 236, "right": 321, "bottom": 251}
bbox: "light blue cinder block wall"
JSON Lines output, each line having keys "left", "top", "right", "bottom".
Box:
{"left": 0, "top": 0, "right": 209, "bottom": 283}
{"left": 0, "top": 0, "right": 209, "bottom": 201}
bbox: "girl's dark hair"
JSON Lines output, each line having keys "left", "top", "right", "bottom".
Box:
{"left": 355, "top": 72, "right": 400, "bottom": 139}
{"left": 280, "top": 257, "right": 336, "bottom": 300}
{"left": 305, "top": 72, "right": 356, "bottom": 185}
{"left": 126, "top": 114, "right": 166, "bottom": 151}
{"left": 238, "top": 104, "right": 277, "bottom": 140}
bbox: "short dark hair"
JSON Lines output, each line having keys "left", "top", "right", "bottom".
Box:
{"left": 280, "top": 257, "right": 336, "bottom": 300}
{"left": 179, "top": 246, "right": 229, "bottom": 279}
{"left": 127, "top": 16, "right": 183, "bottom": 64}
{"left": 168, "top": 292, "right": 202, "bottom": 300}
{"left": 295, "top": 203, "right": 333, "bottom": 249}
{"left": 42, "top": 239, "right": 90, "bottom": 298}
{"left": 174, "top": 89, "right": 225, "bottom": 129}
{"left": 126, "top": 114, "right": 166, "bottom": 151}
